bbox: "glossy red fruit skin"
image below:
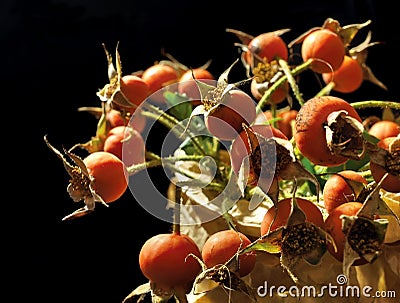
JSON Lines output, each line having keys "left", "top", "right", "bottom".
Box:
{"left": 120, "top": 75, "right": 150, "bottom": 108}
{"left": 141, "top": 64, "right": 180, "bottom": 104}
{"left": 324, "top": 201, "right": 367, "bottom": 265}
{"left": 322, "top": 55, "right": 364, "bottom": 93}
{"left": 244, "top": 32, "right": 289, "bottom": 64}
{"left": 205, "top": 89, "right": 256, "bottom": 141}
{"left": 255, "top": 109, "right": 298, "bottom": 139}
{"left": 139, "top": 233, "right": 202, "bottom": 290}
{"left": 260, "top": 197, "right": 325, "bottom": 236}
{"left": 294, "top": 96, "right": 362, "bottom": 166}
{"left": 83, "top": 151, "right": 128, "bottom": 203}
{"left": 301, "top": 28, "right": 345, "bottom": 74}
{"left": 368, "top": 120, "right": 400, "bottom": 141}
{"left": 322, "top": 170, "right": 368, "bottom": 214}
{"left": 201, "top": 229, "right": 256, "bottom": 277}
{"left": 103, "top": 126, "right": 146, "bottom": 167}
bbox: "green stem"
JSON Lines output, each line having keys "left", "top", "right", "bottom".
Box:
{"left": 351, "top": 100, "right": 400, "bottom": 110}
{"left": 315, "top": 81, "right": 335, "bottom": 97}
{"left": 256, "top": 59, "right": 312, "bottom": 114}
{"left": 279, "top": 58, "right": 305, "bottom": 106}
{"left": 127, "top": 152, "right": 225, "bottom": 190}
{"left": 141, "top": 103, "right": 207, "bottom": 155}
{"left": 126, "top": 152, "right": 205, "bottom": 175}
{"left": 270, "top": 103, "right": 277, "bottom": 128}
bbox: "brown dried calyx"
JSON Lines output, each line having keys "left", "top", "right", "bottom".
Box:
{"left": 368, "top": 135, "right": 400, "bottom": 175}
{"left": 325, "top": 110, "right": 365, "bottom": 160}
{"left": 281, "top": 222, "right": 326, "bottom": 257}
{"left": 345, "top": 217, "right": 382, "bottom": 256}
{"left": 240, "top": 124, "right": 319, "bottom": 205}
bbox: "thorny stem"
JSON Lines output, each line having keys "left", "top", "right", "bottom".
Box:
{"left": 129, "top": 152, "right": 225, "bottom": 190}
{"left": 279, "top": 58, "right": 305, "bottom": 106}
{"left": 126, "top": 152, "right": 206, "bottom": 174}
{"left": 256, "top": 59, "right": 312, "bottom": 114}
{"left": 351, "top": 100, "right": 400, "bottom": 110}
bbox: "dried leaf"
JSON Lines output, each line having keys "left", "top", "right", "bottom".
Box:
{"left": 243, "top": 227, "right": 283, "bottom": 254}
{"left": 380, "top": 190, "right": 400, "bottom": 243}
{"left": 77, "top": 106, "right": 103, "bottom": 119}
{"left": 228, "top": 198, "right": 273, "bottom": 238}
{"left": 288, "top": 27, "right": 320, "bottom": 48}
{"left": 225, "top": 28, "right": 255, "bottom": 45}
{"left": 122, "top": 282, "right": 151, "bottom": 303}
{"left": 44, "top": 135, "right": 109, "bottom": 220}
{"left": 191, "top": 265, "right": 256, "bottom": 302}
{"left": 237, "top": 155, "right": 250, "bottom": 197}
{"left": 339, "top": 19, "right": 372, "bottom": 48}
{"left": 362, "top": 62, "right": 388, "bottom": 91}
{"left": 274, "top": 138, "right": 320, "bottom": 199}
{"left": 359, "top": 174, "right": 400, "bottom": 221}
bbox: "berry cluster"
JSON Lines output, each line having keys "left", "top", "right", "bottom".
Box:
{"left": 45, "top": 17, "right": 399, "bottom": 303}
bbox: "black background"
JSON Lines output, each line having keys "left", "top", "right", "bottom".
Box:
{"left": 4, "top": 1, "right": 399, "bottom": 302}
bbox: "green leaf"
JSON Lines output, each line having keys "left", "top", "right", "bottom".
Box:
{"left": 325, "top": 151, "right": 371, "bottom": 174}
{"left": 180, "top": 134, "right": 214, "bottom": 155}
{"left": 243, "top": 228, "right": 283, "bottom": 254}
{"left": 164, "top": 91, "right": 193, "bottom": 120}
{"left": 362, "top": 130, "right": 380, "bottom": 144}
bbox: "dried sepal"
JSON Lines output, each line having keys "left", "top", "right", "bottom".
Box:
{"left": 122, "top": 282, "right": 151, "bottom": 303}
{"left": 288, "top": 17, "right": 371, "bottom": 50}
{"left": 340, "top": 174, "right": 398, "bottom": 276}
{"left": 246, "top": 194, "right": 330, "bottom": 284}
{"left": 228, "top": 197, "right": 274, "bottom": 238}
{"left": 319, "top": 18, "right": 372, "bottom": 49}
{"left": 270, "top": 137, "right": 320, "bottom": 202}
{"left": 380, "top": 190, "right": 400, "bottom": 243}
{"left": 44, "top": 135, "right": 108, "bottom": 221}
{"left": 76, "top": 104, "right": 132, "bottom": 154}
{"left": 75, "top": 103, "right": 109, "bottom": 154}
{"left": 77, "top": 106, "right": 103, "bottom": 119}
{"left": 96, "top": 43, "right": 136, "bottom": 111}
{"left": 280, "top": 222, "right": 328, "bottom": 282}
{"left": 227, "top": 28, "right": 290, "bottom": 78}
{"left": 241, "top": 227, "right": 283, "bottom": 255}
{"left": 367, "top": 136, "right": 400, "bottom": 173}
{"left": 341, "top": 214, "right": 389, "bottom": 278}
{"left": 183, "top": 59, "right": 249, "bottom": 136}
{"left": 348, "top": 31, "right": 388, "bottom": 90}
{"left": 279, "top": 194, "right": 328, "bottom": 278}
{"left": 325, "top": 110, "right": 366, "bottom": 160}
{"left": 335, "top": 19, "right": 372, "bottom": 48}
{"left": 237, "top": 155, "right": 251, "bottom": 197}
{"left": 358, "top": 173, "right": 400, "bottom": 222}
{"left": 344, "top": 215, "right": 388, "bottom": 261}
{"left": 123, "top": 279, "right": 191, "bottom": 303}
{"left": 238, "top": 125, "right": 320, "bottom": 205}
{"left": 191, "top": 263, "right": 256, "bottom": 302}
{"left": 96, "top": 43, "right": 121, "bottom": 102}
